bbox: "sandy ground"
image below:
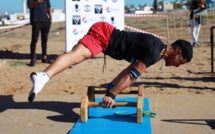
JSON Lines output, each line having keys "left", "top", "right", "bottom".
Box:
{"left": 0, "top": 22, "right": 215, "bottom": 134}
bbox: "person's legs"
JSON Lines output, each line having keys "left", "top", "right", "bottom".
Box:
{"left": 41, "top": 23, "right": 51, "bottom": 62}
{"left": 195, "top": 23, "right": 201, "bottom": 43}
{"left": 28, "top": 22, "right": 113, "bottom": 102}
{"left": 29, "top": 23, "right": 40, "bottom": 66}
{"left": 45, "top": 43, "right": 92, "bottom": 77}
{"left": 28, "top": 43, "right": 92, "bottom": 102}
{"left": 190, "top": 19, "right": 199, "bottom": 47}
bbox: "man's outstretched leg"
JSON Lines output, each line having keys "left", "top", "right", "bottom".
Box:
{"left": 28, "top": 43, "right": 92, "bottom": 102}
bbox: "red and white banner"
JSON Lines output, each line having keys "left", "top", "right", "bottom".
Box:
{"left": 124, "top": 14, "right": 168, "bottom": 18}
{"left": 124, "top": 24, "right": 168, "bottom": 40}
{"left": 0, "top": 23, "right": 30, "bottom": 35}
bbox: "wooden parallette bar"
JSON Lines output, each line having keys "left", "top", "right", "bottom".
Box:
{"left": 87, "top": 85, "right": 144, "bottom": 102}
{"left": 88, "top": 101, "right": 137, "bottom": 107}
{"left": 81, "top": 85, "right": 144, "bottom": 123}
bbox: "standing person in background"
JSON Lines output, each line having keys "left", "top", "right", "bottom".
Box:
{"left": 190, "top": 0, "right": 206, "bottom": 47}
{"left": 27, "top": 0, "right": 52, "bottom": 66}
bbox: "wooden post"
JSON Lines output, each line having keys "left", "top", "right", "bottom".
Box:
{"left": 80, "top": 96, "right": 88, "bottom": 122}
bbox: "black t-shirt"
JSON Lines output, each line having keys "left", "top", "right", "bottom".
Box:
{"left": 190, "top": 0, "right": 206, "bottom": 19}
{"left": 27, "top": 0, "right": 51, "bottom": 24}
{"left": 105, "top": 29, "right": 166, "bottom": 67}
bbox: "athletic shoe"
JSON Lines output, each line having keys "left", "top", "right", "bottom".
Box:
{"left": 28, "top": 60, "right": 35, "bottom": 67}
{"left": 41, "top": 59, "right": 53, "bottom": 64}
{"left": 28, "top": 72, "right": 49, "bottom": 102}
{"left": 193, "top": 42, "right": 199, "bottom": 47}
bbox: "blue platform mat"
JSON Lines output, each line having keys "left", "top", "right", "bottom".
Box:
{"left": 69, "top": 97, "right": 152, "bottom": 134}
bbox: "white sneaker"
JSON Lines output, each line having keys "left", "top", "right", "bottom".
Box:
{"left": 28, "top": 72, "right": 49, "bottom": 102}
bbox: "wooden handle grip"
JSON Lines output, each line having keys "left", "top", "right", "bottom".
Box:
{"left": 88, "top": 102, "right": 137, "bottom": 107}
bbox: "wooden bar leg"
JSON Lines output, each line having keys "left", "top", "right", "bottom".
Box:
{"left": 137, "top": 85, "right": 144, "bottom": 123}
{"left": 137, "top": 96, "right": 143, "bottom": 123}
{"left": 87, "top": 86, "right": 95, "bottom": 102}
{"left": 138, "top": 85, "right": 144, "bottom": 96}
{"left": 81, "top": 96, "right": 88, "bottom": 122}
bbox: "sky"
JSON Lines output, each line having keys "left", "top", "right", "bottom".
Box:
{"left": 0, "top": 0, "right": 175, "bottom": 14}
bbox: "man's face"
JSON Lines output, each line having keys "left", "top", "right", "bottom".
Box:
{"left": 165, "top": 50, "right": 188, "bottom": 67}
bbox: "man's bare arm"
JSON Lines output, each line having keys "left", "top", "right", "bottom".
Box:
{"left": 102, "top": 60, "right": 146, "bottom": 107}
{"left": 47, "top": 7, "right": 52, "bottom": 22}
{"left": 28, "top": 0, "right": 43, "bottom": 9}
{"left": 109, "top": 60, "right": 146, "bottom": 96}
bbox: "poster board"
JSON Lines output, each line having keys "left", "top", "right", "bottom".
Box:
{"left": 65, "top": 0, "right": 124, "bottom": 51}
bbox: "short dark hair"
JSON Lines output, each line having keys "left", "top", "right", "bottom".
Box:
{"left": 171, "top": 39, "right": 193, "bottom": 62}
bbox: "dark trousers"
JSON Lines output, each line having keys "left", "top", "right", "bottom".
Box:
{"left": 30, "top": 22, "right": 51, "bottom": 60}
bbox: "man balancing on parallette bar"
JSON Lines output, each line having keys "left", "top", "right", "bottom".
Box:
{"left": 28, "top": 21, "right": 193, "bottom": 107}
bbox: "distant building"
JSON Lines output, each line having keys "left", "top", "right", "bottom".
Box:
{"left": 52, "top": 9, "right": 65, "bottom": 22}
{"left": 143, "top": 6, "right": 153, "bottom": 11}
{"left": 135, "top": 5, "right": 153, "bottom": 14}
{"left": 163, "top": 2, "right": 174, "bottom": 10}
{"left": 53, "top": 9, "right": 63, "bottom": 14}
{"left": 0, "top": 9, "right": 65, "bottom": 28}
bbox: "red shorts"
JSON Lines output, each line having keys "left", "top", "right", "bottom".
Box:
{"left": 78, "top": 22, "right": 114, "bottom": 57}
